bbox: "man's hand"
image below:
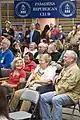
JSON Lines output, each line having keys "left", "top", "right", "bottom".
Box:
{"left": 58, "top": 87, "right": 65, "bottom": 94}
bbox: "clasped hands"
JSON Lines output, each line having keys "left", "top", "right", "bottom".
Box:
{"left": 25, "top": 80, "right": 36, "bottom": 88}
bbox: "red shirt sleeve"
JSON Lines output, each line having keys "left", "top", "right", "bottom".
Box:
{"left": 8, "top": 69, "right": 26, "bottom": 85}
{"left": 20, "top": 69, "right": 26, "bottom": 78}
{"left": 30, "top": 61, "right": 37, "bottom": 71}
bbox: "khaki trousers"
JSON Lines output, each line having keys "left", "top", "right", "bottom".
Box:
{"left": 9, "top": 84, "right": 41, "bottom": 111}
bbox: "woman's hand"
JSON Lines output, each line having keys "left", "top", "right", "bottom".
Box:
{"left": 1, "top": 81, "right": 8, "bottom": 86}
{"left": 29, "top": 80, "right": 35, "bottom": 86}
{"left": 25, "top": 80, "right": 30, "bottom": 88}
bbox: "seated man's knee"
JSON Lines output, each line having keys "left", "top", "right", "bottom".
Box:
{"left": 52, "top": 96, "right": 60, "bottom": 105}
{"left": 40, "top": 93, "right": 47, "bottom": 102}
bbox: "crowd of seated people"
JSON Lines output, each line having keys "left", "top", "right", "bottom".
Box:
{"left": 9, "top": 53, "right": 57, "bottom": 112}
{"left": 0, "top": 21, "right": 80, "bottom": 120}
{"left": 40, "top": 50, "right": 80, "bottom": 120}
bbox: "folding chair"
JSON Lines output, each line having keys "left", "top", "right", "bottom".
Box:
{"left": 9, "top": 89, "right": 40, "bottom": 120}
{"left": 62, "top": 102, "right": 80, "bottom": 120}
{"left": 0, "top": 69, "right": 11, "bottom": 77}
{"left": 0, "top": 69, "right": 10, "bottom": 83}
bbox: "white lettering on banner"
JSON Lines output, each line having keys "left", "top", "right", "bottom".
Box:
{"left": 21, "top": 11, "right": 26, "bottom": 14}
{"left": 35, "top": 2, "right": 55, "bottom": 6}
{"left": 33, "top": 7, "right": 57, "bottom": 12}
{"left": 40, "top": 12, "right": 51, "bottom": 16}
{"left": 14, "top": 0, "right": 76, "bottom": 18}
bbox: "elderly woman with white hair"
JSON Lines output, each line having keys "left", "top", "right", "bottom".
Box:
{"left": 2, "top": 57, "right": 26, "bottom": 88}
{"left": 1, "top": 57, "right": 26, "bottom": 105}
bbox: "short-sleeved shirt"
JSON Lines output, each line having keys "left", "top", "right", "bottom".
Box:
{"left": 34, "top": 65, "right": 57, "bottom": 81}
{"left": 0, "top": 49, "right": 14, "bottom": 69}
{"left": 8, "top": 69, "right": 26, "bottom": 85}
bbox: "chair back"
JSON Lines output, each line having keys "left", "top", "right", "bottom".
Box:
{"left": 20, "top": 89, "right": 40, "bottom": 104}
{"left": 1, "top": 69, "right": 11, "bottom": 77}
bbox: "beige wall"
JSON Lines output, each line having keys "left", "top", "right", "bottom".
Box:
{"left": 36, "top": 18, "right": 56, "bottom": 31}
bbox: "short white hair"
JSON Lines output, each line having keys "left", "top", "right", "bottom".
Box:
{"left": 65, "top": 50, "right": 78, "bottom": 62}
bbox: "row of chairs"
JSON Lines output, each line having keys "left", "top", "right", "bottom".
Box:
{"left": 0, "top": 69, "right": 80, "bottom": 120}
{"left": 9, "top": 89, "right": 80, "bottom": 120}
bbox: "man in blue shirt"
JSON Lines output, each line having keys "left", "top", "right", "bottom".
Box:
{"left": 0, "top": 37, "right": 14, "bottom": 69}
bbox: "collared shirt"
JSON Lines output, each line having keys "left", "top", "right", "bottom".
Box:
{"left": 30, "top": 30, "right": 34, "bottom": 42}
{"left": 55, "top": 63, "right": 80, "bottom": 103}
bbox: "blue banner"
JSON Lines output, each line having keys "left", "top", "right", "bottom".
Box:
{"left": 14, "top": 0, "right": 76, "bottom": 18}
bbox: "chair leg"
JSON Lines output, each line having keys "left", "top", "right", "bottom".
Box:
{"left": 30, "top": 104, "right": 41, "bottom": 120}
{"left": 78, "top": 103, "right": 80, "bottom": 113}
{"left": 36, "top": 104, "right": 41, "bottom": 120}
{"left": 71, "top": 105, "right": 76, "bottom": 120}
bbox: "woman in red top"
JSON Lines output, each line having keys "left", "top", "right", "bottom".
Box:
{"left": 23, "top": 52, "right": 37, "bottom": 73}
{"left": 2, "top": 57, "right": 26, "bottom": 88}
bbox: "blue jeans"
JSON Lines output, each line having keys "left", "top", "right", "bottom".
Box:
{"left": 40, "top": 92, "right": 74, "bottom": 120}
